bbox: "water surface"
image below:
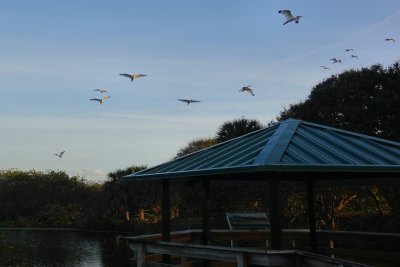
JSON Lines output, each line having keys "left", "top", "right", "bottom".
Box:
{"left": 1, "top": 229, "right": 132, "bottom": 267}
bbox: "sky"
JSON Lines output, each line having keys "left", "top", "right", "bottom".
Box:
{"left": 1, "top": 0, "right": 400, "bottom": 182}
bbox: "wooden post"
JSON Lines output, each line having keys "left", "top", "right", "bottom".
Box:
{"left": 133, "top": 243, "right": 146, "bottom": 267}
{"left": 202, "top": 179, "right": 211, "bottom": 246}
{"left": 268, "top": 180, "right": 282, "bottom": 250}
{"left": 162, "top": 179, "right": 171, "bottom": 263}
{"left": 306, "top": 179, "right": 317, "bottom": 253}
{"left": 236, "top": 252, "right": 248, "bottom": 267}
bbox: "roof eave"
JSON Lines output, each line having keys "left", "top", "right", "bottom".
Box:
{"left": 121, "top": 164, "right": 400, "bottom": 181}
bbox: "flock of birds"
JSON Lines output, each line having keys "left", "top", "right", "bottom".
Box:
{"left": 320, "top": 40, "right": 396, "bottom": 70}
{"left": 53, "top": 8, "right": 398, "bottom": 159}
{"left": 276, "top": 10, "right": 397, "bottom": 72}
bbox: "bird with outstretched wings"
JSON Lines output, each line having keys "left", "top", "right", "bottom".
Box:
{"left": 54, "top": 150, "right": 65, "bottom": 158}
{"left": 178, "top": 98, "right": 201, "bottom": 105}
{"left": 119, "top": 73, "right": 147, "bottom": 81}
{"left": 90, "top": 95, "right": 111, "bottom": 105}
{"left": 279, "top": 10, "right": 302, "bottom": 25}
{"left": 239, "top": 85, "right": 255, "bottom": 96}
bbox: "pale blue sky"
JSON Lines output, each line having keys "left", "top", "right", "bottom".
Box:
{"left": 1, "top": 1, "right": 400, "bottom": 181}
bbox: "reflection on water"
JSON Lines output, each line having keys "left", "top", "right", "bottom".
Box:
{"left": 0, "top": 230, "right": 133, "bottom": 267}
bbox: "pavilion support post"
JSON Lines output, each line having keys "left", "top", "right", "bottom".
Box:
{"left": 201, "top": 179, "right": 211, "bottom": 246}
{"left": 268, "top": 180, "right": 282, "bottom": 250}
{"left": 162, "top": 179, "right": 171, "bottom": 264}
{"left": 306, "top": 179, "right": 317, "bottom": 253}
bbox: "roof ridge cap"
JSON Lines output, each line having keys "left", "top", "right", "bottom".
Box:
{"left": 254, "top": 119, "right": 300, "bottom": 165}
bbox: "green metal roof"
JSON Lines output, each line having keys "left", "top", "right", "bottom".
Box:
{"left": 123, "top": 118, "right": 400, "bottom": 181}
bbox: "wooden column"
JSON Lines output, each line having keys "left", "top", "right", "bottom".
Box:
{"left": 202, "top": 179, "right": 211, "bottom": 245}
{"left": 306, "top": 179, "right": 317, "bottom": 253}
{"left": 268, "top": 180, "right": 282, "bottom": 250}
{"left": 162, "top": 179, "right": 171, "bottom": 263}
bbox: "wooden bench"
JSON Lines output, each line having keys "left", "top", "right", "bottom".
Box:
{"left": 226, "top": 212, "right": 270, "bottom": 230}
{"left": 226, "top": 212, "right": 270, "bottom": 248}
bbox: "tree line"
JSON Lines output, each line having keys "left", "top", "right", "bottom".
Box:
{"left": 1, "top": 61, "right": 400, "bottom": 235}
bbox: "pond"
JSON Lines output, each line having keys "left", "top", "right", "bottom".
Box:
{"left": 0, "top": 229, "right": 133, "bottom": 267}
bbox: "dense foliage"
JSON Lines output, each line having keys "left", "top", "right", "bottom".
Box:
{"left": 0, "top": 169, "right": 101, "bottom": 228}
{"left": 175, "top": 138, "right": 217, "bottom": 158}
{"left": 216, "top": 118, "right": 264, "bottom": 143}
{"left": 278, "top": 62, "right": 400, "bottom": 141}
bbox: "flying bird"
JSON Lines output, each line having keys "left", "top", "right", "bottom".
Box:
{"left": 278, "top": 10, "right": 302, "bottom": 25}
{"left": 240, "top": 85, "right": 255, "bottom": 96}
{"left": 345, "top": 48, "right": 354, "bottom": 52}
{"left": 178, "top": 98, "right": 201, "bottom": 105}
{"left": 351, "top": 55, "right": 359, "bottom": 59}
{"left": 321, "top": 66, "right": 330, "bottom": 70}
{"left": 330, "top": 58, "right": 342, "bottom": 64}
{"left": 54, "top": 150, "right": 65, "bottom": 158}
{"left": 119, "top": 73, "right": 147, "bottom": 81}
{"left": 93, "top": 89, "right": 109, "bottom": 93}
{"left": 385, "top": 38, "right": 396, "bottom": 42}
{"left": 90, "top": 96, "right": 111, "bottom": 105}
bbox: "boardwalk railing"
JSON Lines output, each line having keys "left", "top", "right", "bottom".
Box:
{"left": 119, "top": 229, "right": 400, "bottom": 266}
{"left": 122, "top": 238, "right": 372, "bottom": 267}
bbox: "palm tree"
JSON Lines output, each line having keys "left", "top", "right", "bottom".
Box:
{"left": 175, "top": 138, "right": 217, "bottom": 158}
{"left": 216, "top": 118, "right": 263, "bottom": 143}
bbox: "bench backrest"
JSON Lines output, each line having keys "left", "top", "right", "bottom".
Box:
{"left": 226, "top": 212, "right": 270, "bottom": 230}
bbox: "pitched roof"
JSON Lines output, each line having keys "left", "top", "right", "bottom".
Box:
{"left": 123, "top": 118, "right": 400, "bottom": 181}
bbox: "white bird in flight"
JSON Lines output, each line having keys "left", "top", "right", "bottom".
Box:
{"left": 119, "top": 73, "right": 147, "bottom": 81}
{"left": 278, "top": 10, "right": 302, "bottom": 25}
{"left": 385, "top": 38, "right": 396, "bottom": 42}
{"left": 93, "top": 89, "right": 109, "bottom": 93}
{"left": 351, "top": 55, "right": 359, "bottom": 59}
{"left": 240, "top": 85, "right": 255, "bottom": 96}
{"left": 330, "top": 58, "right": 342, "bottom": 64}
{"left": 54, "top": 150, "right": 65, "bottom": 158}
{"left": 345, "top": 48, "right": 354, "bottom": 52}
{"left": 321, "top": 66, "right": 330, "bottom": 70}
{"left": 178, "top": 98, "right": 201, "bottom": 105}
{"left": 90, "top": 96, "right": 111, "bottom": 105}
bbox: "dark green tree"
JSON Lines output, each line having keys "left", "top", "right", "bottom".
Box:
{"left": 277, "top": 62, "right": 400, "bottom": 141}
{"left": 216, "top": 118, "right": 263, "bottom": 143}
{"left": 101, "top": 165, "right": 148, "bottom": 228}
{"left": 0, "top": 169, "right": 101, "bottom": 227}
{"left": 175, "top": 138, "right": 217, "bottom": 158}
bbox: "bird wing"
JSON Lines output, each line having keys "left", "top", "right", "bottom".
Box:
{"left": 60, "top": 151, "right": 65, "bottom": 157}
{"left": 93, "top": 89, "right": 100, "bottom": 92}
{"left": 240, "top": 85, "right": 251, "bottom": 92}
{"left": 90, "top": 98, "right": 101, "bottom": 102}
{"left": 178, "top": 99, "right": 189, "bottom": 103}
{"left": 279, "top": 10, "right": 294, "bottom": 20}
{"left": 241, "top": 88, "right": 254, "bottom": 95}
{"left": 102, "top": 96, "right": 111, "bottom": 100}
{"left": 120, "top": 73, "right": 132, "bottom": 78}
{"left": 190, "top": 99, "right": 200, "bottom": 103}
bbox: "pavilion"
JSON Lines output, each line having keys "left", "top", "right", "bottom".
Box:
{"left": 123, "top": 118, "right": 400, "bottom": 252}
